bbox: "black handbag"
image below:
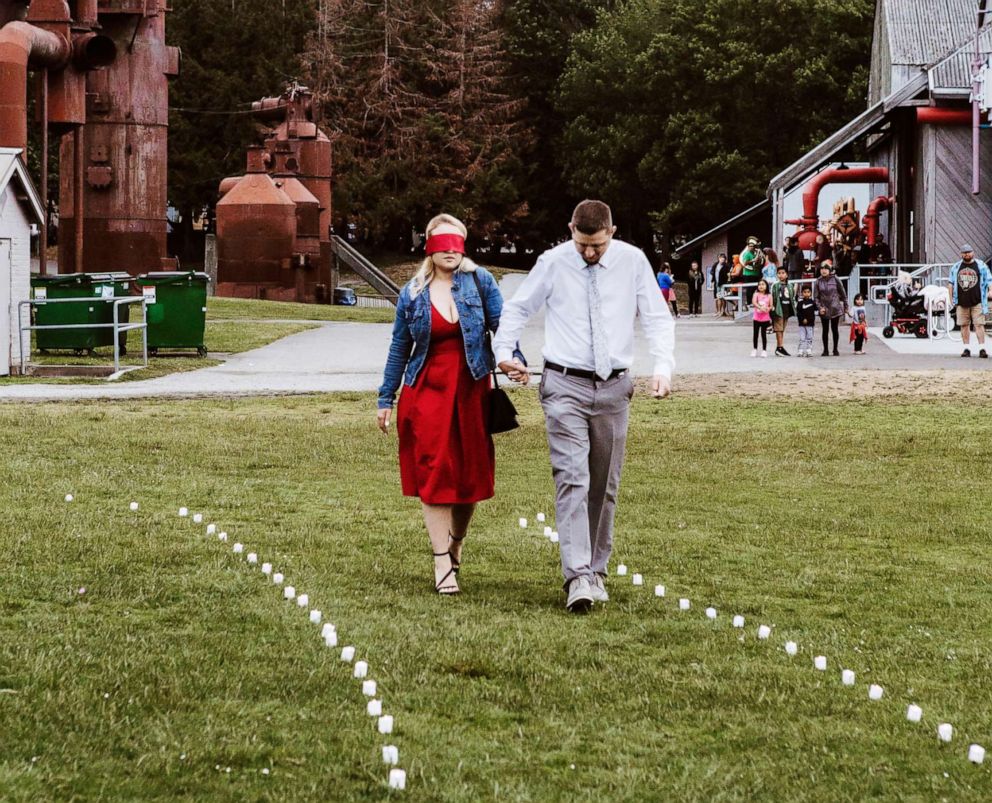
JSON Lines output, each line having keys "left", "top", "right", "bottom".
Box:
{"left": 471, "top": 272, "right": 519, "bottom": 434}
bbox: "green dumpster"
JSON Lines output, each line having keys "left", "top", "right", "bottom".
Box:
{"left": 135, "top": 271, "right": 210, "bottom": 356}
{"left": 31, "top": 272, "right": 133, "bottom": 354}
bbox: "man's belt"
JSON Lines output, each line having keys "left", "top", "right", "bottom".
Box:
{"left": 544, "top": 361, "right": 627, "bottom": 381}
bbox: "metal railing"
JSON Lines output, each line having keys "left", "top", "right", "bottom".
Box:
{"left": 355, "top": 294, "right": 395, "bottom": 309}
{"left": 18, "top": 296, "right": 149, "bottom": 375}
{"left": 330, "top": 235, "right": 400, "bottom": 304}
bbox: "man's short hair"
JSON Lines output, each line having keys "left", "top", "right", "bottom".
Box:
{"left": 572, "top": 200, "right": 613, "bottom": 235}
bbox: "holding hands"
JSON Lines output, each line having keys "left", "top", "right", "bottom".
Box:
{"left": 498, "top": 358, "right": 530, "bottom": 385}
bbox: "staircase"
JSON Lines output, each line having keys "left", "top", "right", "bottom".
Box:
{"left": 330, "top": 236, "right": 400, "bottom": 304}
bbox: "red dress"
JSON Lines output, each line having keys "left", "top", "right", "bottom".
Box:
{"left": 397, "top": 305, "right": 494, "bottom": 504}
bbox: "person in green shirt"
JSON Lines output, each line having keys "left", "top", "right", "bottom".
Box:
{"left": 740, "top": 236, "right": 764, "bottom": 304}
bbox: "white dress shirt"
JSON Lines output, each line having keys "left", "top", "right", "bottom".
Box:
{"left": 493, "top": 239, "right": 676, "bottom": 379}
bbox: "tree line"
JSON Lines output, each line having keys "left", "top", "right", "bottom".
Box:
{"left": 169, "top": 0, "right": 875, "bottom": 259}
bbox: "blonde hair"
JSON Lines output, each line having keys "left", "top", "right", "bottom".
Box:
{"left": 410, "top": 213, "right": 477, "bottom": 297}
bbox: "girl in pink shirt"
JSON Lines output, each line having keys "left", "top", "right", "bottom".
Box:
{"left": 751, "top": 279, "right": 772, "bottom": 357}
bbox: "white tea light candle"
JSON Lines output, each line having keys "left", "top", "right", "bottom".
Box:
{"left": 206, "top": 524, "right": 216, "bottom": 535}
{"left": 706, "top": 607, "right": 717, "bottom": 620}
{"left": 654, "top": 585, "right": 665, "bottom": 597}
{"left": 341, "top": 646, "right": 355, "bottom": 662}
{"left": 906, "top": 704, "right": 922, "bottom": 723}
{"left": 247, "top": 553, "right": 258, "bottom": 564}
{"left": 354, "top": 661, "right": 369, "bottom": 678}
{"left": 193, "top": 513, "right": 203, "bottom": 524}
{"left": 519, "top": 518, "right": 528, "bottom": 528}
{"left": 868, "top": 684, "right": 884, "bottom": 700}
{"left": 296, "top": 593, "right": 309, "bottom": 608}
{"left": 938, "top": 723, "right": 953, "bottom": 743}
{"left": 382, "top": 745, "right": 399, "bottom": 765}
{"left": 550, "top": 533, "right": 559, "bottom": 543}
{"left": 179, "top": 507, "right": 188, "bottom": 517}
{"left": 969, "top": 744, "right": 985, "bottom": 764}
{"left": 679, "top": 598, "right": 690, "bottom": 610}
{"left": 283, "top": 585, "right": 295, "bottom": 600}
{"left": 785, "top": 641, "right": 798, "bottom": 656}
{"left": 362, "top": 680, "right": 377, "bottom": 697}
{"left": 378, "top": 715, "right": 394, "bottom": 735}
{"left": 543, "top": 526, "right": 553, "bottom": 536}
{"left": 632, "top": 573, "right": 643, "bottom": 586}
{"left": 321, "top": 623, "right": 336, "bottom": 639}
{"left": 309, "top": 610, "right": 321, "bottom": 625}
{"left": 842, "top": 669, "right": 855, "bottom": 686}
{"left": 732, "top": 615, "right": 745, "bottom": 628}
{"left": 272, "top": 572, "right": 284, "bottom": 585}
{"left": 218, "top": 532, "right": 228, "bottom": 542}
{"left": 757, "top": 625, "right": 771, "bottom": 640}
{"left": 387, "top": 768, "right": 405, "bottom": 789}
{"left": 65, "top": 494, "right": 73, "bottom": 502}
{"left": 129, "top": 502, "right": 139, "bottom": 511}
{"left": 616, "top": 564, "right": 628, "bottom": 576}
{"left": 261, "top": 562, "right": 272, "bottom": 574}
{"left": 367, "top": 699, "right": 382, "bottom": 716}
{"left": 232, "top": 543, "right": 243, "bottom": 554}
{"left": 324, "top": 631, "right": 338, "bottom": 647}
{"left": 814, "top": 656, "right": 827, "bottom": 671}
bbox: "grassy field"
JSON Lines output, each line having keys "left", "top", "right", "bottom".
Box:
{"left": 2, "top": 391, "right": 992, "bottom": 801}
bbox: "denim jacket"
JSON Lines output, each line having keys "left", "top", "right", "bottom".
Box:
{"left": 377, "top": 266, "right": 523, "bottom": 409}
{"left": 949, "top": 258, "right": 992, "bottom": 314}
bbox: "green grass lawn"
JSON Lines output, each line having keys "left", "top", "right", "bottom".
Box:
{"left": 2, "top": 392, "right": 991, "bottom": 801}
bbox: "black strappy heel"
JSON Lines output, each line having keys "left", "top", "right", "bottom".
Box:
{"left": 433, "top": 551, "right": 460, "bottom": 595}
{"left": 448, "top": 532, "right": 465, "bottom": 574}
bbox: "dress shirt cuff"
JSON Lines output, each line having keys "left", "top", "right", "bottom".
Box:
{"left": 652, "top": 362, "right": 673, "bottom": 381}
{"left": 495, "top": 346, "right": 515, "bottom": 366}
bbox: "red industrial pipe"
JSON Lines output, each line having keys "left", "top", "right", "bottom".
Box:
{"left": 916, "top": 107, "right": 972, "bottom": 126}
{"left": 784, "top": 166, "right": 889, "bottom": 250}
{"left": 862, "top": 195, "right": 892, "bottom": 247}
{"left": 0, "top": 21, "right": 69, "bottom": 155}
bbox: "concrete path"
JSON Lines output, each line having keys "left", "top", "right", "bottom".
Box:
{"left": 1, "top": 273, "right": 987, "bottom": 401}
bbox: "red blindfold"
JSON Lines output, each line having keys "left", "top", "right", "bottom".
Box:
{"left": 425, "top": 233, "right": 465, "bottom": 255}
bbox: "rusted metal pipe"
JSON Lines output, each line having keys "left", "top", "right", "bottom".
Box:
{"left": 862, "top": 195, "right": 893, "bottom": 247}
{"left": 39, "top": 66, "right": 47, "bottom": 273}
{"left": 72, "top": 32, "right": 116, "bottom": 70}
{"left": 915, "top": 107, "right": 972, "bottom": 126}
{"left": 73, "top": 125, "right": 83, "bottom": 273}
{"left": 0, "top": 20, "right": 69, "bottom": 155}
{"left": 784, "top": 166, "right": 889, "bottom": 250}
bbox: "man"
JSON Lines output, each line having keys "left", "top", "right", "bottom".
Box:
{"left": 493, "top": 200, "right": 675, "bottom": 613}
{"left": 740, "top": 236, "right": 764, "bottom": 304}
{"left": 713, "top": 253, "right": 730, "bottom": 316}
{"left": 870, "top": 234, "right": 893, "bottom": 266}
{"left": 783, "top": 236, "right": 805, "bottom": 280}
{"left": 947, "top": 244, "right": 992, "bottom": 358}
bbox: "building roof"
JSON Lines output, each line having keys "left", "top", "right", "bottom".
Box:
{"left": 929, "top": 25, "right": 992, "bottom": 96}
{"left": 767, "top": 72, "right": 928, "bottom": 195}
{"left": 0, "top": 147, "right": 43, "bottom": 224}
{"left": 882, "top": 0, "right": 976, "bottom": 66}
{"left": 672, "top": 199, "right": 769, "bottom": 257}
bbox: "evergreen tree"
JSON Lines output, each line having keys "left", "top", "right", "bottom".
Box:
{"left": 307, "top": 0, "right": 526, "bottom": 248}
{"left": 167, "top": 0, "right": 316, "bottom": 215}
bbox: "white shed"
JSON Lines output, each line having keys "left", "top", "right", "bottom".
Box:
{"left": 0, "top": 148, "right": 43, "bottom": 376}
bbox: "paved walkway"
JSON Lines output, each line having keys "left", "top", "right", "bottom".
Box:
{"left": 0, "top": 274, "right": 986, "bottom": 401}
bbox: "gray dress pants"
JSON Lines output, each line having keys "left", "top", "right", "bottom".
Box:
{"left": 539, "top": 368, "right": 634, "bottom": 586}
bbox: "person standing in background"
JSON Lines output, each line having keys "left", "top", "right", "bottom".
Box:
{"left": 687, "top": 261, "right": 704, "bottom": 316}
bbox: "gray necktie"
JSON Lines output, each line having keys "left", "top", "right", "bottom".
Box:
{"left": 586, "top": 264, "right": 612, "bottom": 380}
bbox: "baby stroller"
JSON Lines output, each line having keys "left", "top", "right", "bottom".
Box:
{"left": 883, "top": 282, "right": 928, "bottom": 338}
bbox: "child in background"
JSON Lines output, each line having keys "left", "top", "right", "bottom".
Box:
{"left": 751, "top": 279, "right": 772, "bottom": 357}
{"left": 850, "top": 293, "right": 868, "bottom": 354}
{"left": 796, "top": 285, "right": 817, "bottom": 357}
{"left": 656, "top": 263, "right": 679, "bottom": 318}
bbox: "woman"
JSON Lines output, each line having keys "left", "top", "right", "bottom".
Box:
{"left": 377, "top": 214, "right": 521, "bottom": 595}
{"left": 687, "top": 261, "right": 704, "bottom": 316}
{"left": 813, "top": 260, "right": 848, "bottom": 356}
{"left": 656, "top": 263, "right": 679, "bottom": 317}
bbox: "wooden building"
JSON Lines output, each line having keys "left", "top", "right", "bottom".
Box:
{"left": 768, "top": 0, "right": 990, "bottom": 263}
{"left": 0, "top": 148, "right": 43, "bottom": 375}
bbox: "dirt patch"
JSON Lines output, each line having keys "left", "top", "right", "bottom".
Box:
{"left": 637, "top": 370, "right": 992, "bottom": 402}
